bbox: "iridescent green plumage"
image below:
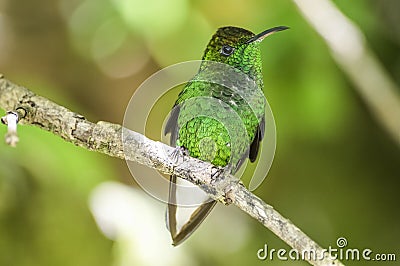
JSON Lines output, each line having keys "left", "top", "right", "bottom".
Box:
{"left": 164, "top": 26, "right": 288, "bottom": 245}
{"left": 167, "top": 27, "right": 267, "bottom": 168}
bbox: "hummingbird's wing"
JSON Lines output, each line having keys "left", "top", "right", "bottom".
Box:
{"left": 164, "top": 105, "right": 180, "bottom": 146}
{"left": 164, "top": 105, "right": 216, "bottom": 246}
{"left": 248, "top": 116, "right": 265, "bottom": 162}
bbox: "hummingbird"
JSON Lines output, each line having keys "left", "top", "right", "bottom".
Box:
{"left": 164, "top": 25, "right": 288, "bottom": 246}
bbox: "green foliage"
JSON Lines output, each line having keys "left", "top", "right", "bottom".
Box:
{"left": 0, "top": 117, "right": 114, "bottom": 266}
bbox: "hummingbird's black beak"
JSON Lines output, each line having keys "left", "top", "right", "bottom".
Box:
{"left": 246, "top": 26, "right": 289, "bottom": 43}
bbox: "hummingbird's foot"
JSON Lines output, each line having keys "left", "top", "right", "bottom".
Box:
{"left": 211, "top": 166, "right": 226, "bottom": 181}
{"left": 211, "top": 164, "right": 234, "bottom": 181}
{"left": 170, "top": 146, "right": 188, "bottom": 165}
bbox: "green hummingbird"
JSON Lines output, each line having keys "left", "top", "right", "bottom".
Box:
{"left": 164, "top": 25, "right": 288, "bottom": 246}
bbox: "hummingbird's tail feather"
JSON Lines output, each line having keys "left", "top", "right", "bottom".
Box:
{"left": 166, "top": 175, "right": 178, "bottom": 237}
{"left": 166, "top": 175, "right": 217, "bottom": 246}
{"left": 170, "top": 199, "right": 216, "bottom": 246}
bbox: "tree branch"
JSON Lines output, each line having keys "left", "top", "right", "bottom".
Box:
{"left": 0, "top": 75, "right": 343, "bottom": 266}
{"left": 293, "top": 0, "right": 400, "bottom": 146}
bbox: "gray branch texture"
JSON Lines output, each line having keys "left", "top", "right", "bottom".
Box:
{"left": 0, "top": 75, "right": 343, "bottom": 266}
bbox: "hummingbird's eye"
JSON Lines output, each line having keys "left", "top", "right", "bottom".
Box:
{"left": 220, "top": 45, "right": 234, "bottom": 56}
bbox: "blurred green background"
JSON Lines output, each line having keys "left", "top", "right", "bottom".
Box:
{"left": 0, "top": 0, "right": 399, "bottom": 265}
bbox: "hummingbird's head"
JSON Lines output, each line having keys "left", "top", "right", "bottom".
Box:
{"left": 202, "top": 26, "right": 288, "bottom": 82}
